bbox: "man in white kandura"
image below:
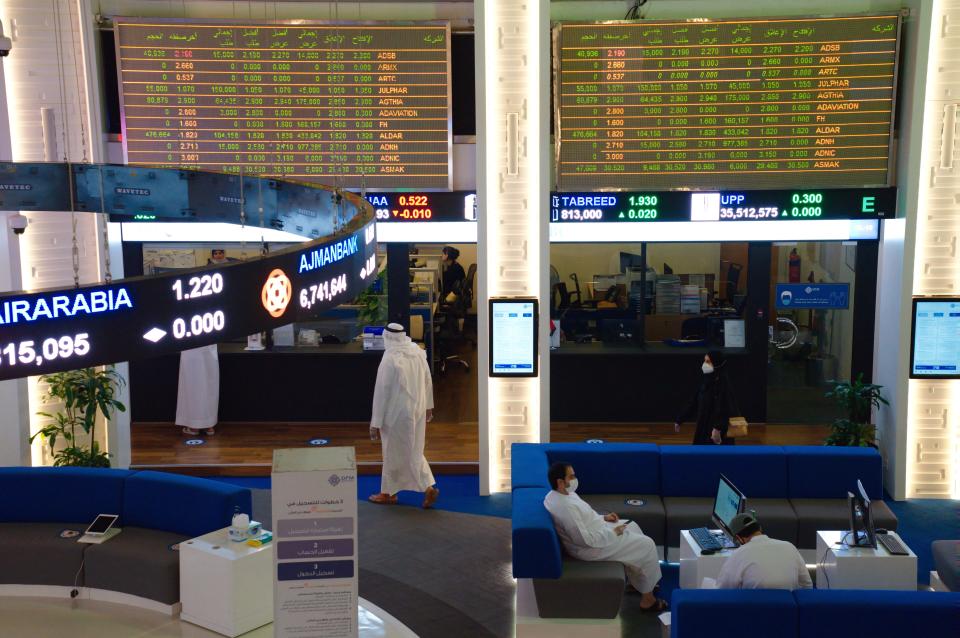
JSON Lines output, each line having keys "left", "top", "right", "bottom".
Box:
{"left": 717, "top": 512, "right": 813, "bottom": 590}
{"left": 369, "top": 323, "right": 439, "bottom": 508}
{"left": 544, "top": 462, "right": 668, "bottom": 612}
{"left": 176, "top": 344, "right": 219, "bottom": 436}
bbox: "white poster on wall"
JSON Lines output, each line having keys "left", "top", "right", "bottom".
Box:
{"left": 272, "top": 447, "right": 358, "bottom": 638}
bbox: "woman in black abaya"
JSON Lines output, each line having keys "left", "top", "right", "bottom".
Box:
{"left": 674, "top": 350, "right": 738, "bottom": 445}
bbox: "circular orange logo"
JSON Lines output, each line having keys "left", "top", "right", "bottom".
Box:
{"left": 261, "top": 268, "right": 292, "bottom": 318}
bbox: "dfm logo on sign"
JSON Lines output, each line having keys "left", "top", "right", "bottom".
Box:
{"left": 261, "top": 269, "right": 292, "bottom": 318}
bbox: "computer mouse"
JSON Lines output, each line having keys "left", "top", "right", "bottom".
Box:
{"left": 701, "top": 548, "right": 717, "bottom": 555}
{"left": 876, "top": 528, "right": 888, "bottom": 534}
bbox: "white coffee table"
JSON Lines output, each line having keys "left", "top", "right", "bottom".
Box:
{"left": 180, "top": 527, "right": 274, "bottom": 637}
{"left": 678, "top": 529, "right": 737, "bottom": 589}
{"left": 815, "top": 530, "right": 917, "bottom": 590}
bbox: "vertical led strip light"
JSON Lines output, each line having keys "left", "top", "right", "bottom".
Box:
{"left": 480, "top": 0, "right": 548, "bottom": 494}
{"left": 908, "top": 0, "right": 960, "bottom": 499}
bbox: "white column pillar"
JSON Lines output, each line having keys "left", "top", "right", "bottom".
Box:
{"left": 0, "top": 38, "right": 31, "bottom": 467}
{"left": 902, "top": 0, "right": 960, "bottom": 500}
{"left": 476, "top": 0, "right": 551, "bottom": 495}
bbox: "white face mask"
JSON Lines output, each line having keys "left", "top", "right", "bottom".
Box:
{"left": 702, "top": 362, "right": 715, "bottom": 375}
{"left": 566, "top": 478, "right": 579, "bottom": 494}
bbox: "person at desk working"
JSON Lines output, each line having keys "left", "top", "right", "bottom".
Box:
{"left": 716, "top": 512, "right": 813, "bottom": 590}
{"left": 440, "top": 246, "right": 465, "bottom": 302}
{"left": 544, "top": 462, "right": 668, "bottom": 612}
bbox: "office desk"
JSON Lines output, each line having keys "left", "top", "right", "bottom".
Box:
{"left": 550, "top": 343, "right": 762, "bottom": 422}
{"left": 816, "top": 530, "right": 917, "bottom": 590}
{"left": 678, "top": 529, "right": 737, "bottom": 589}
{"left": 130, "top": 342, "right": 383, "bottom": 422}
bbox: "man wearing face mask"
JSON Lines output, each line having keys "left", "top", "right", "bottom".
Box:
{"left": 674, "top": 350, "right": 738, "bottom": 445}
{"left": 543, "top": 462, "right": 667, "bottom": 613}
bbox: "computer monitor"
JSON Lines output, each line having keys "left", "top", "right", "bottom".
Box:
{"left": 847, "top": 479, "right": 876, "bottom": 548}
{"left": 712, "top": 474, "right": 747, "bottom": 543}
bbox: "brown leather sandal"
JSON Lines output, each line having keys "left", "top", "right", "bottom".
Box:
{"left": 368, "top": 493, "right": 398, "bottom": 505}
{"left": 422, "top": 486, "right": 439, "bottom": 509}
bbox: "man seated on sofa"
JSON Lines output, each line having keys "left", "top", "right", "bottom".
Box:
{"left": 717, "top": 512, "right": 813, "bottom": 590}
{"left": 543, "top": 462, "right": 668, "bottom": 612}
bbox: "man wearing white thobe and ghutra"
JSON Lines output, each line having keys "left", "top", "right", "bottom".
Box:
{"left": 369, "top": 323, "right": 439, "bottom": 508}
{"left": 175, "top": 344, "right": 219, "bottom": 436}
{"left": 544, "top": 462, "right": 668, "bottom": 612}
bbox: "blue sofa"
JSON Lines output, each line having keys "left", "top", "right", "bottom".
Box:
{"left": 671, "top": 589, "right": 960, "bottom": 638}
{"left": 511, "top": 443, "right": 898, "bottom": 618}
{"left": 0, "top": 467, "right": 251, "bottom": 606}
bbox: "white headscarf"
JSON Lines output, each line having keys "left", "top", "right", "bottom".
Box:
{"left": 382, "top": 323, "right": 426, "bottom": 401}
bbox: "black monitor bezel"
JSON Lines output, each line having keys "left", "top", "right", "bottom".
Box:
{"left": 909, "top": 297, "right": 960, "bottom": 379}
{"left": 488, "top": 298, "right": 540, "bottom": 378}
{"left": 712, "top": 473, "right": 747, "bottom": 542}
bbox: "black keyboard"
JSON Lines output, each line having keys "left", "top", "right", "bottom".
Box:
{"left": 877, "top": 534, "right": 909, "bottom": 555}
{"left": 690, "top": 527, "right": 723, "bottom": 552}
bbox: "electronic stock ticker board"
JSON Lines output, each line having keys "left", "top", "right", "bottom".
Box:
{"left": 115, "top": 19, "right": 452, "bottom": 189}
{"left": 555, "top": 15, "right": 901, "bottom": 190}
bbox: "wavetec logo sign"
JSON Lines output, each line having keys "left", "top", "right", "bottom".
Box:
{"left": 0, "top": 288, "right": 133, "bottom": 325}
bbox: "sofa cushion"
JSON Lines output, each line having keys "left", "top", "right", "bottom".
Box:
{"left": 580, "top": 494, "right": 666, "bottom": 546}
{"left": 543, "top": 444, "right": 660, "bottom": 494}
{"left": 84, "top": 526, "right": 187, "bottom": 604}
{"left": 660, "top": 446, "right": 788, "bottom": 498}
{"left": 0, "top": 522, "right": 89, "bottom": 586}
{"left": 932, "top": 540, "right": 959, "bottom": 592}
{"left": 123, "top": 471, "right": 251, "bottom": 538}
{"left": 512, "top": 488, "right": 562, "bottom": 579}
{"left": 0, "top": 467, "right": 133, "bottom": 525}
{"left": 511, "top": 443, "right": 550, "bottom": 490}
{"left": 671, "top": 589, "right": 798, "bottom": 638}
{"left": 789, "top": 498, "right": 897, "bottom": 549}
{"left": 533, "top": 559, "right": 625, "bottom": 619}
{"left": 784, "top": 446, "right": 883, "bottom": 499}
{"left": 794, "top": 589, "right": 960, "bottom": 638}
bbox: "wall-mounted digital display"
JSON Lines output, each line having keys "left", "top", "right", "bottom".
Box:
{"left": 550, "top": 187, "right": 894, "bottom": 223}
{"left": 911, "top": 298, "right": 960, "bottom": 379}
{"left": 368, "top": 191, "right": 476, "bottom": 243}
{"left": 489, "top": 299, "right": 538, "bottom": 377}
{"left": 555, "top": 15, "right": 901, "bottom": 190}
{"left": 115, "top": 18, "right": 452, "bottom": 190}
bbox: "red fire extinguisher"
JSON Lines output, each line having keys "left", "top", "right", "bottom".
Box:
{"left": 788, "top": 248, "right": 801, "bottom": 283}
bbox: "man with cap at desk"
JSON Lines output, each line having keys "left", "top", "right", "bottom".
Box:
{"left": 716, "top": 512, "right": 813, "bottom": 590}
{"left": 368, "top": 323, "right": 440, "bottom": 509}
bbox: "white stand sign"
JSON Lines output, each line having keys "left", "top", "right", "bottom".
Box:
{"left": 272, "top": 447, "right": 358, "bottom": 638}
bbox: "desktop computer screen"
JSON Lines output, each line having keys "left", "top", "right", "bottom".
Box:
{"left": 712, "top": 474, "right": 746, "bottom": 538}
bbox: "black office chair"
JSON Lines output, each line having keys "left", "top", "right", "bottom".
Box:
{"left": 436, "top": 265, "right": 475, "bottom": 373}
{"left": 726, "top": 263, "right": 743, "bottom": 303}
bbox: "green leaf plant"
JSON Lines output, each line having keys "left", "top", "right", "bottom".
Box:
{"left": 29, "top": 367, "right": 126, "bottom": 467}
{"left": 824, "top": 373, "right": 889, "bottom": 447}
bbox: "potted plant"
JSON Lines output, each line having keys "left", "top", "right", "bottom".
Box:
{"left": 29, "top": 367, "right": 126, "bottom": 467}
{"left": 824, "top": 373, "right": 888, "bottom": 447}
{"left": 356, "top": 269, "right": 388, "bottom": 327}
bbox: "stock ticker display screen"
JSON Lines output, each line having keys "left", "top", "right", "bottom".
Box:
{"left": 115, "top": 19, "right": 452, "bottom": 189}
{"left": 555, "top": 15, "right": 901, "bottom": 190}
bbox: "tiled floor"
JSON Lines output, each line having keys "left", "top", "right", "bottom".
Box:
{"left": 0, "top": 596, "right": 414, "bottom": 638}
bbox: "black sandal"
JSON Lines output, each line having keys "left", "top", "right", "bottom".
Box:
{"left": 640, "top": 598, "right": 669, "bottom": 613}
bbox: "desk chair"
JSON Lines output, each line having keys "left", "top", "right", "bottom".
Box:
{"left": 435, "top": 267, "right": 474, "bottom": 373}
